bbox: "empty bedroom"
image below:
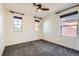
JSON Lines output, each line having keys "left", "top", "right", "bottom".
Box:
{"left": 0, "top": 3, "right": 79, "bottom": 56}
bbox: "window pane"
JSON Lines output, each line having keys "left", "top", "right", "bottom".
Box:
{"left": 68, "top": 14, "right": 78, "bottom": 19}
{"left": 14, "top": 24, "right": 21, "bottom": 28}
{"left": 62, "top": 20, "right": 78, "bottom": 26}
{"left": 14, "top": 28, "right": 22, "bottom": 32}
{"left": 14, "top": 16, "right": 22, "bottom": 32}
{"left": 14, "top": 19, "right": 22, "bottom": 25}
{"left": 62, "top": 26, "right": 77, "bottom": 37}
{"left": 35, "top": 22, "right": 39, "bottom": 31}
{"left": 60, "top": 14, "right": 78, "bottom": 26}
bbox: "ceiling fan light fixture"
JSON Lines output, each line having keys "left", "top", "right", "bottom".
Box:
{"left": 33, "top": 3, "right": 49, "bottom": 12}
{"left": 37, "top": 8, "right": 41, "bottom": 12}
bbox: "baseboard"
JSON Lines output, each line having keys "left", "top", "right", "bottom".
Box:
{"left": 5, "top": 39, "right": 43, "bottom": 47}
{"left": 4, "top": 39, "right": 79, "bottom": 53}
{"left": 0, "top": 46, "right": 5, "bottom": 56}
{"left": 42, "top": 39, "right": 79, "bottom": 52}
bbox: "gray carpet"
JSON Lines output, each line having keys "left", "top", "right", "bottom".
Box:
{"left": 2, "top": 40, "right": 79, "bottom": 56}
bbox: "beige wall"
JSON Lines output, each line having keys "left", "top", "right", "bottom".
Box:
{"left": 4, "top": 9, "right": 43, "bottom": 46}
{"left": 43, "top": 6, "right": 79, "bottom": 51}
{"left": 0, "top": 4, "right": 5, "bottom": 55}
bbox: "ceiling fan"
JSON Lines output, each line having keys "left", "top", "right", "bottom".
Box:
{"left": 33, "top": 3, "right": 49, "bottom": 12}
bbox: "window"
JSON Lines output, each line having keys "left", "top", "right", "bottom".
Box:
{"left": 35, "top": 20, "right": 39, "bottom": 31}
{"left": 14, "top": 16, "right": 22, "bottom": 32}
{"left": 60, "top": 11, "right": 78, "bottom": 37}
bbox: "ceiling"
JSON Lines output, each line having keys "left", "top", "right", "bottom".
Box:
{"left": 4, "top": 3, "right": 79, "bottom": 18}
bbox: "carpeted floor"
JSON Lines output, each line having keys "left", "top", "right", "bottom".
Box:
{"left": 2, "top": 40, "right": 79, "bottom": 56}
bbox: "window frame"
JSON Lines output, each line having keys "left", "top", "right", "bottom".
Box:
{"left": 60, "top": 11, "right": 78, "bottom": 37}
{"left": 13, "top": 16, "right": 22, "bottom": 32}
{"left": 35, "top": 20, "right": 39, "bottom": 32}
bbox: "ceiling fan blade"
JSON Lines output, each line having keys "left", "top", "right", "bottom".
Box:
{"left": 37, "top": 4, "right": 42, "bottom": 8}
{"left": 33, "top": 3, "right": 49, "bottom": 12}
{"left": 33, "top": 3, "right": 37, "bottom": 6}
{"left": 41, "top": 8, "right": 49, "bottom": 11}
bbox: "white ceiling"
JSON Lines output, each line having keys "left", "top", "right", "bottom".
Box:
{"left": 4, "top": 3, "right": 79, "bottom": 18}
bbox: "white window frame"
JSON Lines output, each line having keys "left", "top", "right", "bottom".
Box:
{"left": 35, "top": 20, "right": 39, "bottom": 32}
{"left": 13, "top": 16, "right": 22, "bottom": 32}
{"left": 60, "top": 11, "right": 78, "bottom": 37}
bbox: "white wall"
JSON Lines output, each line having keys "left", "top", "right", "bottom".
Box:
{"left": 0, "top": 4, "right": 5, "bottom": 55}
{"left": 43, "top": 6, "right": 79, "bottom": 51}
{"left": 43, "top": 13, "right": 60, "bottom": 43}
{"left": 4, "top": 4, "right": 79, "bottom": 52}
{"left": 4, "top": 9, "right": 43, "bottom": 46}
